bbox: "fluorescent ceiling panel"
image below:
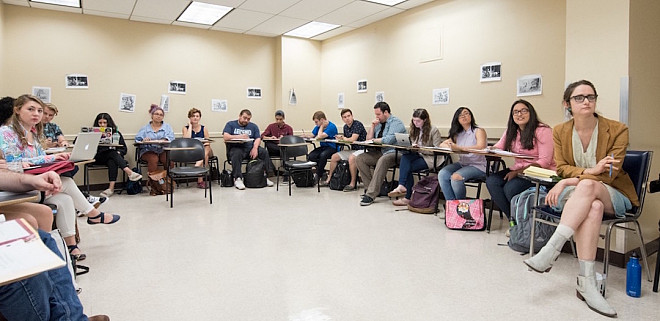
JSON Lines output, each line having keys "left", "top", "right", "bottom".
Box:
{"left": 177, "top": 1, "right": 233, "bottom": 25}
{"left": 285, "top": 21, "right": 340, "bottom": 38}
{"left": 30, "top": 0, "right": 79, "bottom": 7}
{"left": 364, "top": 0, "right": 406, "bottom": 6}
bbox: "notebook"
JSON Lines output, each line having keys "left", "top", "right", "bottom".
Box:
{"left": 394, "top": 133, "right": 412, "bottom": 146}
{"left": 69, "top": 132, "right": 102, "bottom": 162}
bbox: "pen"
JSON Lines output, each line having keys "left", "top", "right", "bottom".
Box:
{"left": 609, "top": 153, "right": 613, "bottom": 177}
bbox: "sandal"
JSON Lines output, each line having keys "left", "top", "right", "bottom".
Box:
{"left": 392, "top": 198, "right": 410, "bottom": 206}
{"left": 67, "top": 244, "right": 87, "bottom": 261}
{"left": 387, "top": 186, "right": 407, "bottom": 198}
{"left": 87, "top": 212, "right": 120, "bottom": 225}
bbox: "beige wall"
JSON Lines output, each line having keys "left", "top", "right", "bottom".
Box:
{"left": 321, "top": 0, "right": 567, "bottom": 137}
{"left": 0, "top": 4, "right": 5, "bottom": 92}
{"left": 628, "top": 0, "right": 660, "bottom": 247}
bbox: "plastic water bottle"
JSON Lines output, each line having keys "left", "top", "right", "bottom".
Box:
{"left": 3, "top": 145, "right": 24, "bottom": 173}
{"left": 626, "top": 252, "right": 642, "bottom": 297}
{"left": 112, "top": 132, "right": 120, "bottom": 144}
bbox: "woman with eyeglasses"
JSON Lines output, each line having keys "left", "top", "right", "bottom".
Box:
{"left": 485, "top": 99, "right": 556, "bottom": 222}
{"left": 523, "top": 80, "right": 637, "bottom": 318}
{"left": 135, "top": 104, "right": 175, "bottom": 173}
{"left": 388, "top": 108, "right": 442, "bottom": 206}
{"left": 435, "top": 107, "right": 487, "bottom": 202}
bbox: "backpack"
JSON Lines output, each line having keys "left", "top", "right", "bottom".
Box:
{"left": 329, "top": 160, "right": 351, "bottom": 190}
{"left": 291, "top": 170, "right": 315, "bottom": 187}
{"left": 219, "top": 169, "right": 234, "bottom": 187}
{"left": 147, "top": 170, "right": 171, "bottom": 196}
{"left": 243, "top": 160, "right": 267, "bottom": 188}
{"left": 379, "top": 179, "right": 399, "bottom": 197}
{"left": 507, "top": 187, "right": 558, "bottom": 253}
{"left": 445, "top": 199, "right": 486, "bottom": 230}
{"left": 126, "top": 167, "right": 143, "bottom": 195}
{"left": 407, "top": 175, "right": 440, "bottom": 214}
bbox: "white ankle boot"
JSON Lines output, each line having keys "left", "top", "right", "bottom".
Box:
{"left": 576, "top": 275, "right": 617, "bottom": 318}
{"left": 523, "top": 245, "right": 561, "bottom": 273}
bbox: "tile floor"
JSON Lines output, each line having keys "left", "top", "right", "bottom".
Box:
{"left": 76, "top": 184, "right": 660, "bottom": 320}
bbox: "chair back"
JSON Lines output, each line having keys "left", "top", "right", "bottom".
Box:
{"left": 622, "top": 150, "right": 653, "bottom": 216}
{"left": 168, "top": 138, "right": 204, "bottom": 163}
{"left": 279, "top": 135, "right": 308, "bottom": 160}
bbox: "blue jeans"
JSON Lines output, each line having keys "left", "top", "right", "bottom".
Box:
{"left": 437, "top": 162, "right": 486, "bottom": 200}
{"left": 485, "top": 168, "right": 534, "bottom": 219}
{"left": 0, "top": 230, "right": 87, "bottom": 321}
{"left": 398, "top": 153, "right": 429, "bottom": 199}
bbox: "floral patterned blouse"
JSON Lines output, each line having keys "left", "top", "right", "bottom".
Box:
{"left": 0, "top": 125, "right": 56, "bottom": 165}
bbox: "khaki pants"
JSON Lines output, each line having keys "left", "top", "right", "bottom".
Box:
{"left": 356, "top": 150, "right": 399, "bottom": 198}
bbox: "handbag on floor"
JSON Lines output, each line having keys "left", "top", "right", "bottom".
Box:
{"left": 445, "top": 199, "right": 486, "bottom": 231}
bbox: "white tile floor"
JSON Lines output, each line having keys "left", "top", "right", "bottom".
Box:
{"left": 77, "top": 184, "right": 660, "bottom": 320}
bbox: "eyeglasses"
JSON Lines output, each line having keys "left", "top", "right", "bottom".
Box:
{"left": 512, "top": 109, "right": 529, "bottom": 116}
{"left": 570, "top": 94, "right": 598, "bottom": 103}
{"left": 152, "top": 113, "right": 164, "bottom": 116}
{"left": 458, "top": 112, "right": 471, "bottom": 118}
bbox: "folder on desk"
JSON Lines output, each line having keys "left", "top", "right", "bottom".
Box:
{"left": 0, "top": 219, "right": 65, "bottom": 286}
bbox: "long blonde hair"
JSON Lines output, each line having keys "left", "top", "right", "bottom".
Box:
{"left": 11, "top": 94, "right": 46, "bottom": 147}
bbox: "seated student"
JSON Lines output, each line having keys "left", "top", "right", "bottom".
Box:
{"left": 0, "top": 96, "right": 15, "bottom": 126}
{"left": 388, "top": 108, "right": 442, "bottom": 206}
{"left": 436, "top": 107, "right": 487, "bottom": 201}
{"left": 305, "top": 111, "right": 338, "bottom": 183}
{"left": 356, "top": 102, "right": 407, "bottom": 206}
{"left": 1, "top": 95, "right": 121, "bottom": 260}
{"left": 0, "top": 169, "right": 110, "bottom": 321}
{"left": 42, "top": 102, "right": 70, "bottom": 148}
{"left": 485, "top": 99, "right": 556, "bottom": 222}
{"left": 323, "top": 108, "right": 367, "bottom": 191}
{"left": 222, "top": 109, "right": 274, "bottom": 190}
{"left": 262, "top": 109, "right": 293, "bottom": 176}
{"left": 182, "top": 108, "right": 214, "bottom": 189}
{"left": 135, "top": 104, "right": 175, "bottom": 173}
{"left": 91, "top": 113, "right": 142, "bottom": 197}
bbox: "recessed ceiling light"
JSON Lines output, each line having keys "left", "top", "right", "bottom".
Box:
{"left": 30, "top": 0, "right": 80, "bottom": 8}
{"left": 285, "top": 21, "right": 341, "bottom": 39}
{"left": 177, "top": 1, "right": 233, "bottom": 25}
{"left": 364, "top": 0, "right": 407, "bottom": 6}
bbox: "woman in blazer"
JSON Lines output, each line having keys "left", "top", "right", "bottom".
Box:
{"left": 524, "top": 80, "right": 637, "bottom": 318}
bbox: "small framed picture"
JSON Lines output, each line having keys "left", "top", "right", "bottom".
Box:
{"left": 247, "top": 87, "right": 262, "bottom": 99}
{"left": 160, "top": 95, "right": 170, "bottom": 113}
{"left": 432, "top": 88, "right": 449, "bottom": 105}
{"left": 119, "top": 93, "right": 136, "bottom": 113}
{"left": 480, "top": 62, "right": 501, "bottom": 82}
{"left": 32, "top": 86, "right": 51, "bottom": 103}
{"left": 357, "top": 79, "right": 367, "bottom": 93}
{"left": 337, "top": 92, "right": 344, "bottom": 109}
{"left": 517, "top": 74, "right": 543, "bottom": 97}
{"left": 375, "top": 91, "right": 385, "bottom": 103}
{"left": 212, "top": 99, "right": 228, "bottom": 112}
{"left": 168, "top": 81, "right": 186, "bottom": 94}
{"left": 65, "top": 74, "right": 88, "bottom": 89}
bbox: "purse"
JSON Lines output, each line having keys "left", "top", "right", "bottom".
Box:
{"left": 24, "top": 161, "right": 75, "bottom": 175}
{"left": 444, "top": 199, "right": 486, "bottom": 231}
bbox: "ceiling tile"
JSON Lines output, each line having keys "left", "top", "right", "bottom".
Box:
{"left": 211, "top": 26, "right": 249, "bottom": 34}
{"left": 395, "top": 0, "right": 435, "bottom": 10}
{"left": 249, "top": 15, "right": 307, "bottom": 35}
{"left": 131, "top": 0, "right": 189, "bottom": 20}
{"left": 129, "top": 15, "right": 172, "bottom": 25}
{"left": 83, "top": 9, "right": 130, "bottom": 19}
{"left": 317, "top": 1, "right": 387, "bottom": 26}
{"left": 244, "top": 29, "right": 280, "bottom": 37}
{"left": 346, "top": 6, "right": 403, "bottom": 28}
{"left": 279, "top": 0, "right": 353, "bottom": 20}
{"left": 238, "top": 0, "right": 300, "bottom": 15}
{"left": 212, "top": 8, "right": 273, "bottom": 31}
{"left": 311, "top": 25, "right": 355, "bottom": 40}
{"left": 29, "top": 2, "right": 82, "bottom": 13}
{"left": 82, "top": 0, "right": 135, "bottom": 15}
{"left": 3, "top": 0, "right": 29, "bottom": 6}
{"left": 172, "top": 21, "right": 213, "bottom": 30}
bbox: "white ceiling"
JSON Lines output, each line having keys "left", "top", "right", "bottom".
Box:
{"left": 2, "top": 0, "right": 435, "bottom": 40}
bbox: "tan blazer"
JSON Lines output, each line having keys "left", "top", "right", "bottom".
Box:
{"left": 553, "top": 115, "right": 639, "bottom": 206}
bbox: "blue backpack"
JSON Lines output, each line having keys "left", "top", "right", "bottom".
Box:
{"left": 507, "top": 187, "right": 557, "bottom": 253}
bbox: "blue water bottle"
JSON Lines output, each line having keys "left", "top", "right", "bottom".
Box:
{"left": 626, "top": 252, "right": 642, "bottom": 297}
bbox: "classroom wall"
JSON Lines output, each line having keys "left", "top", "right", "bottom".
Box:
{"left": 320, "top": 0, "right": 567, "bottom": 137}
{"left": 0, "top": 4, "right": 5, "bottom": 92}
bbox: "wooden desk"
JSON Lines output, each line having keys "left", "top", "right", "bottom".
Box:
{"left": 0, "top": 191, "right": 40, "bottom": 208}
{"left": 134, "top": 140, "right": 171, "bottom": 146}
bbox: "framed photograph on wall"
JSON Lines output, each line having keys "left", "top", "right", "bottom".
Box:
{"left": 517, "top": 74, "right": 543, "bottom": 97}
{"left": 432, "top": 88, "right": 449, "bottom": 105}
{"left": 168, "top": 81, "right": 186, "bottom": 94}
{"left": 32, "top": 86, "right": 51, "bottom": 103}
{"left": 357, "top": 79, "right": 367, "bottom": 93}
{"left": 337, "top": 93, "right": 344, "bottom": 109}
{"left": 212, "top": 99, "right": 227, "bottom": 112}
{"left": 247, "top": 87, "right": 262, "bottom": 99}
{"left": 65, "top": 74, "right": 88, "bottom": 89}
{"left": 375, "top": 91, "right": 385, "bottom": 103}
{"left": 480, "top": 62, "right": 501, "bottom": 82}
{"left": 119, "top": 93, "right": 136, "bottom": 113}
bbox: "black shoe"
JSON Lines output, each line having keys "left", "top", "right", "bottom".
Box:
{"left": 360, "top": 195, "right": 374, "bottom": 206}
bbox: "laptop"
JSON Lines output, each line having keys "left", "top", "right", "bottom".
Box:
{"left": 394, "top": 133, "right": 412, "bottom": 146}
{"left": 81, "top": 127, "right": 112, "bottom": 144}
{"left": 69, "top": 132, "right": 102, "bottom": 162}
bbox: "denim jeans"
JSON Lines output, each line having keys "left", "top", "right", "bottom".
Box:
{"left": 0, "top": 230, "right": 87, "bottom": 321}
{"left": 437, "top": 162, "right": 486, "bottom": 200}
{"left": 485, "top": 168, "right": 534, "bottom": 219}
{"left": 398, "top": 153, "right": 429, "bottom": 199}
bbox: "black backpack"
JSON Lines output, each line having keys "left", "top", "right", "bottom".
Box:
{"left": 126, "top": 167, "right": 143, "bottom": 195}
{"left": 291, "top": 170, "right": 315, "bottom": 187}
{"left": 329, "top": 160, "right": 351, "bottom": 190}
{"left": 219, "top": 169, "right": 233, "bottom": 187}
{"left": 243, "top": 160, "right": 267, "bottom": 188}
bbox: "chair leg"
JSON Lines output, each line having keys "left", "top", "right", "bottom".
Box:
{"left": 208, "top": 173, "right": 212, "bottom": 205}
{"left": 631, "top": 220, "right": 652, "bottom": 282}
{"left": 169, "top": 177, "right": 174, "bottom": 208}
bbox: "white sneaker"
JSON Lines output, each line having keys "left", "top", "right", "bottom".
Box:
{"left": 234, "top": 178, "right": 245, "bottom": 190}
{"left": 128, "top": 172, "right": 143, "bottom": 181}
{"left": 86, "top": 195, "right": 107, "bottom": 209}
{"left": 100, "top": 188, "right": 114, "bottom": 198}
{"left": 266, "top": 178, "right": 274, "bottom": 187}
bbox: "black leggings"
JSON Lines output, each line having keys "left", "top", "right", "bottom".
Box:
{"left": 94, "top": 150, "right": 129, "bottom": 181}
